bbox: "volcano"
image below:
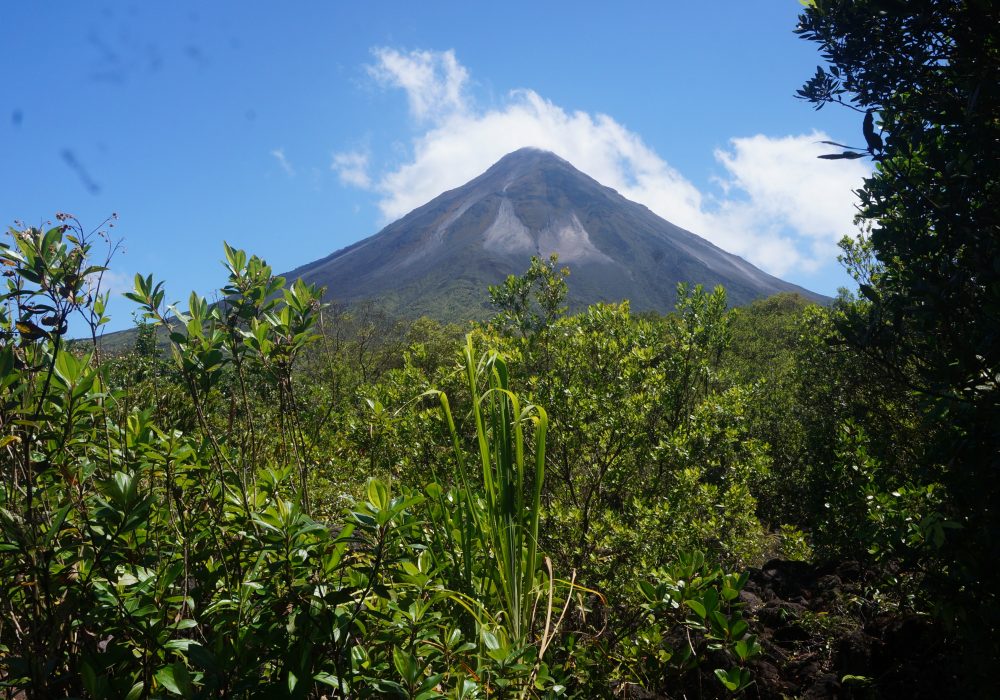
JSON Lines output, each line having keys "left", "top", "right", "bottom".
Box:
{"left": 284, "top": 148, "right": 824, "bottom": 318}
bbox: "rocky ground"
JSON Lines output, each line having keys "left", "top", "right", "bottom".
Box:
{"left": 739, "top": 560, "right": 961, "bottom": 699}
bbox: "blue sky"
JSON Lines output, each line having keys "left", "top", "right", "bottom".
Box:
{"left": 2, "top": 2, "right": 868, "bottom": 332}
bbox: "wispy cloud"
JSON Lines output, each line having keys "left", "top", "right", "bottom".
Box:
{"left": 348, "top": 48, "right": 871, "bottom": 277}
{"left": 331, "top": 150, "right": 372, "bottom": 188}
{"left": 270, "top": 147, "right": 295, "bottom": 176}
{"left": 366, "top": 47, "right": 468, "bottom": 123}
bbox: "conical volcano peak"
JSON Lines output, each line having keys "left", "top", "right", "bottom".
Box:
{"left": 282, "top": 149, "right": 826, "bottom": 320}
{"left": 493, "top": 147, "right": 569, "bottom": 167}
{"left": 481, "top": 148, "right": 580, "bottom": 183}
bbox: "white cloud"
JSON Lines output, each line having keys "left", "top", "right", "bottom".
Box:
{"left": 354, "top": 48, "right": 871, "bottom": 276}
{"left": 270, "top": 148, "right": 295, "bottom": 176}
{"left": 707, "top": 134, "right": 869, "bottom": 272}
{"left": 367, "top": 48, "right": 468, "bottom": 123}
{"left": 331, "top": 150, "right": 371, "bottom": 188}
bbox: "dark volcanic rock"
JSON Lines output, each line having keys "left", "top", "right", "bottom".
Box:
{"left": 743, "top": 559, "right": 964, "bottom": 699}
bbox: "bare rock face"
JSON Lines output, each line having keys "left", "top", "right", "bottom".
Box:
{"left": 284, "top": 148, "right": 826, "bottom": 320}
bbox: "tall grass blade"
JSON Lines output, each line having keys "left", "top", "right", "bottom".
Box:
{"left": 436, "top": 334, "right": 549, "bottom": 647}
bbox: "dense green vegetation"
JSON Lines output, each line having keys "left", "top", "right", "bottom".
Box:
{"left": 796, "top": 0, "right": 1000, "bottom": 675}
{"left": 1, "top": 226, "right": 778, "bottom": 698}
{"left": 3, "top": 1, "right": 996, "bottom": 696}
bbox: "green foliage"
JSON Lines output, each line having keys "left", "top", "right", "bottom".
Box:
{"left": 795, "top": 2, "right": 1000, "bottom": 685}
{"left": 722, "top": 293, "right": 813, "bottom": 520}
{"left": 723, "top": 293, "right": 930, "bottom": 554}
{"left": 621, "top": 552, "right": 761, "bottom": 696}
{"left": 435, "top": 336, "right": 551, "bottom": 648}
{"left": 774, "top": 525, "right": 813, "bottom": 563}
{"left": 3, "top": 226, "right": 768, "bottom": 697}
{"left": 488, "top": 254, "right": 569, "bottom": 341}
{"left": 481, "top": 280, "right": 768, "bottom": 598}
